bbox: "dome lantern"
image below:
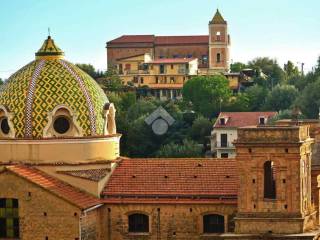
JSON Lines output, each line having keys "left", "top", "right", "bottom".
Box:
{"left": 35, "top": 36, "right": 65, "bottom": 60}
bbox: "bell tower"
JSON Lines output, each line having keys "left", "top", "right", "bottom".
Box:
{"left": 234, "top": 125, "right": 316, "bottom": 234}
{"left": 209, "top": 9, "right": 230, "bottom": 72}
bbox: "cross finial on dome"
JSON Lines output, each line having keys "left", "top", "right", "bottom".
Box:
{"left": 48, "top": 27, "right": 51, "bottom": 37}
{"left": 35, "top": 35, "right": 64, "bottom": 60}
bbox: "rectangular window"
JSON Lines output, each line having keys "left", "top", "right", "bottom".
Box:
{"left": 171, "top": 64, "right": 174, "bottom": 70}
{"left": 220, "top": 134, "right": 228, "bottom": 147}
{"left": 156, "top": 76, "right": 159, "bottom": 84}
{"left": 160, "top": 64, "right": 165, "bottom": 74}
{"left": 125, "top": 63, "right": 131, "bottom": 70}
{"left": 259, "top": 117, "right": 266, "bottom": 125}
{"left": 170, "top": 77, "right": 175, "bottom": 83}
{"left": 221, "top": 153, "right": 229, "bottom": 158}
{"left": 140, "top": 77, "right": 144, "bottom": 84}
{"left": 0, "top": 199, "right": 19, "bottom": 238}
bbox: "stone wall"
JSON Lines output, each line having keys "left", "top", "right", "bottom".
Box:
{"left": 0, "top": 171, "right": 81, "bottom": 240}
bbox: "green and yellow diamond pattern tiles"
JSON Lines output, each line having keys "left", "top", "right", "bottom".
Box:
{"left": 0, "top": 59, "right": 108, "bottom": 138}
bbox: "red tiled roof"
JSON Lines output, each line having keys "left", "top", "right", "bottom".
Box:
{"left": 155, "top": 35, "right": 209, "bottom": 45}
{"left": 107, "top": 35, "right": 155, "bottom": 44}
{"left": 214, "top": 112, "right": 277, "bottom": 128}
{"left": 107, "top": 35, "right": 209, "bottom": 45}
{"left": 149, "top": 58, "right": 196, "bottom": 64}
{"left": 6, "top": 165, "right": 102, "bottom": 210}
{"left": 102, "top": 158, "right": 238, "bottom": 203}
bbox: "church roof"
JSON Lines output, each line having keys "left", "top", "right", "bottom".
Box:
{"left": 6, "top": 165, "right": 101, "bottom": 209}
{"left": 102, "top": 158, "right": 238, "bottom": 204}
{"left": 107, "top": 35, "right": 209, "bottom": 45}
{"left": 0, "top": 36, "right": 108, "bottom": 138}
{"left": 210, "top": 9, "right": 227, "bottom": 24}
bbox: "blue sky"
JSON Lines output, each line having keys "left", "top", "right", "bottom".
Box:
{"left": 0, "top": 0, "right": 320, "bottom": 79}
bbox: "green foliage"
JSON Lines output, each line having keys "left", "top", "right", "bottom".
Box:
{"left": 76, "top": 63, "right": 103, "bottom": 79}
{"left": 264, "top": 85, "right": 298, "bottom": 111}
{"left": 190, "top": 117, "right": 212, "bottom": 144}
{"left": 230, "top": 62, "right": 246, "bottom": 72}
{"left": 245, "top": 85, "right": 268, "bottom": 111}
{"left": 248, "top": 57, "right": 285, "bottom": 88}
{"left": 155, "top": 139, "right": 202, "bottom": 158}
{"left": 96, "top": 67, "right": 124, "bottom": 91}
{"left": 224, "top": 94, "right": 250, "bottom": 112}
{"left": 295, "top": 77, "right": 320, "bottom": 118}
{"left": 284, "top": 61, "right": 299, "bottom": 79}
{"left": 0, "top": 78, "right": 3, "bottom": 85}
{"left": 182, "top": 75, "right": 231, "bottom": 117}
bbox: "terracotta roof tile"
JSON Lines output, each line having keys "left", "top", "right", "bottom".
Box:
{"left": 107, "top": 35, "right": 209, "bottom": 45}
{"left": 107, "top": 35, "right": 155, "bottom": 44}
{"left": 102, "top": 158, "right": 238, "bottom": 203}
{"left": 6, "top": 165, "right": 101, "bottom": 209}
{"left": 214, "top": 112, "right": 277, "bottom": 128}
{"left": 57, "top": 168, "right": 110, "bottom": 182}
{"left": 155, "top": 36, "right": 208, "bottom": 45}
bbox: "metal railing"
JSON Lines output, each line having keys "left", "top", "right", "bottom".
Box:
{"left": 214, "top": 141, "right": 235, "bottom": 148}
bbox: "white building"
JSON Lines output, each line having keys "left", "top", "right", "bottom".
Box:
{"left": 211, "top": 112, "right": 277, "bottom": 158}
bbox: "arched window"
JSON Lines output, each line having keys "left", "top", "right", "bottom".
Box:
{"left": 0, "top": 198, "right": 19, "bottom": 238}
{"left": 264, "top": 161, "right": 276, "bottom": 199}
{"left": 128, "top": 213, "right": 149, "bottom": 233}
{"left": 217, "top": 53, "right": 221, "bottom": 63}
{"left": 203, "top": 214, "right": 224, "bottom": 233}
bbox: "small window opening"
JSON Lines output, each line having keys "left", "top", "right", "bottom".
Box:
{"left": 53, "top": 116, "right": 70, "bottom": 134}
{"left": 128, "top": 213, "right": 149, "bottom": 233}
{"left": 220, "top": 118, "right": 225, "bottom": 125}
{"left": 0, "top": 117, "right": 10, "bottom": 135}
{"left": 203, "top": 214, "right": 225, "bottom": 233}
{"left": 259, "top": 117, "right": 266, "bottom": 125}
{"left": 217, "top": 53, "right": 221, "bottom": 63}
{"left": 264, "top": 161, "right": 276, "bottom": 199}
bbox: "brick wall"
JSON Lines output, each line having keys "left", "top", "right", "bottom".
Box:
{"left": 103, "top": 203, "right": 236, "bottom": 240}
{"left": 0, "top": 171, "right": 81, "bottom": 240}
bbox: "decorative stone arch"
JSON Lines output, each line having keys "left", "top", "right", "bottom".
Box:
{"left": 103, "top": 103, "right": 116, "bottom": 135}
{"left": 43, "top": 104, "right": 83, "bottom": 137}
{"left": 0, "top": 105, "right": 15, "bottom": 138}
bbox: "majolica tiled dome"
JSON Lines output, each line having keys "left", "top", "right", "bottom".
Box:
{"left": 0, "top": 36, "right": 108, "bottom": 138}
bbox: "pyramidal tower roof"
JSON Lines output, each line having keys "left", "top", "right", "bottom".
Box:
{"left": 35, "top": 36, "right": 64, "bottom": 60}
{"left": 210, "top": 9, "right": 227, "bottom": 24}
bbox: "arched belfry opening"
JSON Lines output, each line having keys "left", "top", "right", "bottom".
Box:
{"left": 264, "top": 161, "right": 276, "bottom": 199}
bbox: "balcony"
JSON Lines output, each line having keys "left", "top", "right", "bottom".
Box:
{"left": 121, "top": 69, "right": 150, "bottom": 75}
{"left": 213, "top": 141, "right": 235, "bottom": 149}
{"left": 178, "top": 69, "right": 189, "bottom": 74}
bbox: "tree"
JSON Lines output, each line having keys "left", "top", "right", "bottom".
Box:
{"left": 76, "top": 63, "right": 98, "bottom": 79}
{"left": 263, "top": 85, "right": 298, "bottom": 111}
{"left": 295, "top": 77, "right": 320, "bottom": 118}
{"left": 224, "top": 93, "right": 250, "bottom": 112}
{"left": 284, "top": 60, "right": 299, "bottom": 79}
{"left": 248, "top": 57, "right": 285, "bottom": 88}
{"left": 155, "top": 139, "right": 202, "bottom": 158}
{"left": 190, "top": 117, "right": 212, "bottom": 143}
{"left": 0, "top": 78, "right": 3, "bottom": 85}
{"left": 96, "top": 67, "right": 123, "bottom": 91}
{"left": 230, "top": 62, "right": 246, "bottom": 72}
{"left": 182, "top": 75, "right": 231, "bottom": 117}
{"left": 245, "top": 85, "right": 268, "bottom": 111}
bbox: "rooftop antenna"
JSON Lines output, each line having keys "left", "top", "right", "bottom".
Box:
{"left": 48, "top": 27, "right": 51, "bottom": 37}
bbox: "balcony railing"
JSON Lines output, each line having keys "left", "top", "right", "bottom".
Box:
{"left": 213, "top": 141, "right": 235, "bottom": 148}
{"left": 120, "top": 69, "right": 150, "bottom": 75}
{"left": 178, "top": 69, "right": 189, "bottom": 74}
